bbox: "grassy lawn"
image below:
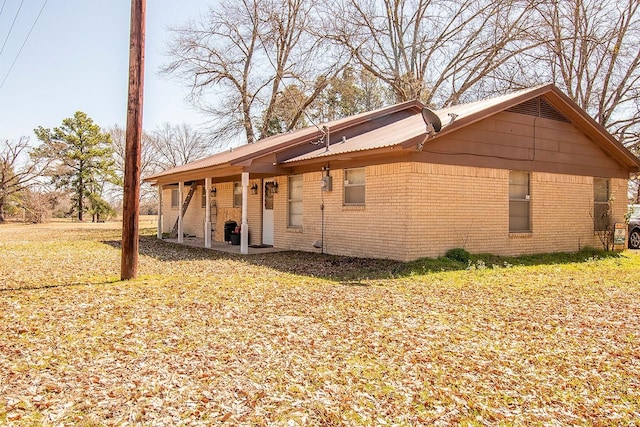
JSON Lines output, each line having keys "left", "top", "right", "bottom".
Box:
{"left": 1, "top": 221, "right": 639, "bottom": 426}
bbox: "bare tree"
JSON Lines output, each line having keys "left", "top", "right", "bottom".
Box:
{"left": 531, "top": 0, "right": 640, "bottom": 138}
{"left": 110, "top": 123, "right": 212, "bottom": 207}
{"left": 147, "top": 123, "right": 213, "bottom": 170}
{"left": 164, "top": 0, "right": 347, "bottom": 144}
{"left": 19, "top": 187, "right": 53, "bottom": 223}
{"left": 324, "top": 0, "right": 541, "bottom": 106}
{"left": 0, "top": 137, "right": 49, "bottom": 222}
{"left": 109, "top": 124, "right": 157, "bottom": 202}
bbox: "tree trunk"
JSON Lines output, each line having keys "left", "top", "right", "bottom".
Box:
{"left": 78, "top": 176, "right": 84, "bottom": 221}
{"left": 0, "top": 196, "right": 5, "bottom": 223}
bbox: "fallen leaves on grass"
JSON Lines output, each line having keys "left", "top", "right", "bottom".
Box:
{"left": 0, "top": 221, "right": 639, "bottom": 425}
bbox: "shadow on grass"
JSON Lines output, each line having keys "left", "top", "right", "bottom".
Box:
{"left": 118, "top": 235, "right": 626, "bottom": 283}
{"left": 399, "top": 247, "right": 623, "bottom": 278}
{"left": 3, "top": 242, "right": 625, "bottom": 292}
{"left": 103, "top": 238, "right": 228, "bottom": 262}
{"left": 0, "top": 279, "right": 121, "bottom": 293}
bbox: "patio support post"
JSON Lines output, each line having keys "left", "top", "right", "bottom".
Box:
{"left": 241, "top": 172, "right": 249, "bottom": 254}
{"left": 157, "top": 185, "right": 163, "bottom": 239}
{"left": 178, "top": 181, "right": 184, "bottom": 244}
{"left": 204, "top": 178, "right": 212, "bottom": 248}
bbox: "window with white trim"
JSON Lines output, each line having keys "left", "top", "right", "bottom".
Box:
{"left": 171, "top": 188, "right": 179, "bottom": 209}
{"left": 594, "top": 178, "right": 610, "bottom": 232}
{"left": 233, "top": 182, "right": 242, "bottom": 208}
{"left": 288, "top": 175, "right": 303, "bottom": 227}
{"left": 509, "top": 171, "right": 530, "bottom": 232}
{"left": 344, "top": 168, "right": 365, "bottom": 205}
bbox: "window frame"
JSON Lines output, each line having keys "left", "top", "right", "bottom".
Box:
{"left": 509, "top": 170, "right": 531, "bottom": 233}
{"left": 233, "top": 182, "right": 242, "bottom": 208}
{"left": 288, "top": 175, "right": 303, "bottom": 228}
{"left": 593, "top": 177, "right": 610, "bottom": 232}
{"left": 343, "top": 167, "right": 366, "bottom": 206}
{"left": 170, "top": 188, "right": 179, "bottom": 209}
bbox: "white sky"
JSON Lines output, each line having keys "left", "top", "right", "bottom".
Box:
{"left": 0, "top": 0, "right": 213, "bottom": 141}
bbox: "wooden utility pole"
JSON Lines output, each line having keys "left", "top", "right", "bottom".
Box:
{"left": 121, "top": 0, "right": 146, "bottom": 280}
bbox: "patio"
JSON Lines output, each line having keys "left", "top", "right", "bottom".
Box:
{"left": 163, "top": 236, "right": 286, "bottom": 255}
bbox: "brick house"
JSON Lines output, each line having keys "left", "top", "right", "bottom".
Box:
{"left": 145, "top": 84, "right": 640, "bottom": 260}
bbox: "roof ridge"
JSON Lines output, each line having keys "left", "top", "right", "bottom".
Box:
{"left": 436, "top": 84, "right": 551, "bottom": 113}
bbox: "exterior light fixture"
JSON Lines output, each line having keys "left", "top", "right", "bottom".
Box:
{"left": 272, "top": 181, "right": 278, "bottom": 193}
{"left": 251, "top": 183, "right": 258, "bottom": 194}
{"left": 211, "top": 187, "right": 217, "bottom": 197}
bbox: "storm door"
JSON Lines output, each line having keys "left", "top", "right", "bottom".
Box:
{"left": 262, "top": 180, "right": 275, "bottom": 245}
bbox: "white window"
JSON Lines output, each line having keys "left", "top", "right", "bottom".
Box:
{"left": 344, "top": 168, "right": 365, "bottom": 205}
{"left": 594, "top": 178, "right": 610, "bottom": 232}
{"left": 509, "top": 171, "right": 530, "bottom": 232}
{"left": 288, "top": 175, "right": 303, "bottom": 227}
{"left": 233, "top": 182, "right": 242, "bottom": 208}
{"left": 171, "top": 188, "right": 179, "bottom": 209}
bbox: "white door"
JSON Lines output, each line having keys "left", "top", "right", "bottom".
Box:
{"left": 262, "top": 180, "right": 275, "bottom": 246}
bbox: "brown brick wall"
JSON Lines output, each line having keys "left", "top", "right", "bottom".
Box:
{"left": 275, "top": 165, "right": 412, "bottom": 259}
{"left": 404, "top": 164, "right": 626, "bottom": 259}
{"left": 273, "top": 163, "right": 628, "bottom": 260}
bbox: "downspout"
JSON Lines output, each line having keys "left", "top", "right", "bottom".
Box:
{"left": 321, "top": 190, "right": 325, "bottom": 254}
{"left": 178, "top": 181, "right": 184, "bottom": 244}
{"left": 204, "top": 178, "right": 212, "bottom": 248}
{"left": 157, "top": 184, "right": 163, "bottom": 239}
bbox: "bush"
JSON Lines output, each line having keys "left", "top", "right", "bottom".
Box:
{"left": 445, "top": 248, "right": 471, "bottom": 263}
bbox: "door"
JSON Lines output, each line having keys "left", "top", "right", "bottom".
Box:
{"left": 262, "top": 180, "right": 275, "bottom": 245}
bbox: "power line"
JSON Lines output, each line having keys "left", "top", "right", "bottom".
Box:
{"left": 0, "top": 0, "right": 8, "bottom": 17}
{"left": 0, "top": 0, "right": 25, "bottom": 56}
{"left": 0, "top": 0, "right": 47, "bottom": 90}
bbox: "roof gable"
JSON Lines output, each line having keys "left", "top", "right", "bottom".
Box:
{"left": 413, "top": 85, "right": 639, "bottom": 170}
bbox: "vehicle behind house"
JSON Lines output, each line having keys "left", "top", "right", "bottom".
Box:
{"left": 628, "top": 205, "right": 640, "bottom": 249}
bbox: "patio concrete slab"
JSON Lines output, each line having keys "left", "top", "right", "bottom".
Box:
{"left": 163, "top": 237, "right": 286, "bottom": 255}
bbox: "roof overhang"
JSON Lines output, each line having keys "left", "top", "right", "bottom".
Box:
{"left": 144, "top": 100, "right": 425, "bottom": 184}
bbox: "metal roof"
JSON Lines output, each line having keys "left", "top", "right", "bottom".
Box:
{"left": 283, "top": 85, "right": 552, "bottom": 163}
{"left": 144, "top": 100, "right": 421, "bottom": 181}
{"left": 282, "top": 113, "right": 425, "bottom": 162}
{"left": 146, "top": 84, "right": 640, "bottom": 182}
{"left": 288, "top": 84, "right": 640, "bottom": 170}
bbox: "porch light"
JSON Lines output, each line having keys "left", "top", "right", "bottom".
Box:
{"left": 272, "top": 181, "right": 278, "bottom": 193}
{"left": 211, "top": 187, "right": 217, "bottom": 197}
{"left": 251, "top": 183, "right": 258, "bottom": 194}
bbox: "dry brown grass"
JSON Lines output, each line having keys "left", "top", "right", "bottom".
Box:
{"left": 1, "top": 220, "right": 639, "bottom": 425}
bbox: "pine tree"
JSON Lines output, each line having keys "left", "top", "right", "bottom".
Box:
{"left": 34, "top": 112, "right": 117, "bottom": 221}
